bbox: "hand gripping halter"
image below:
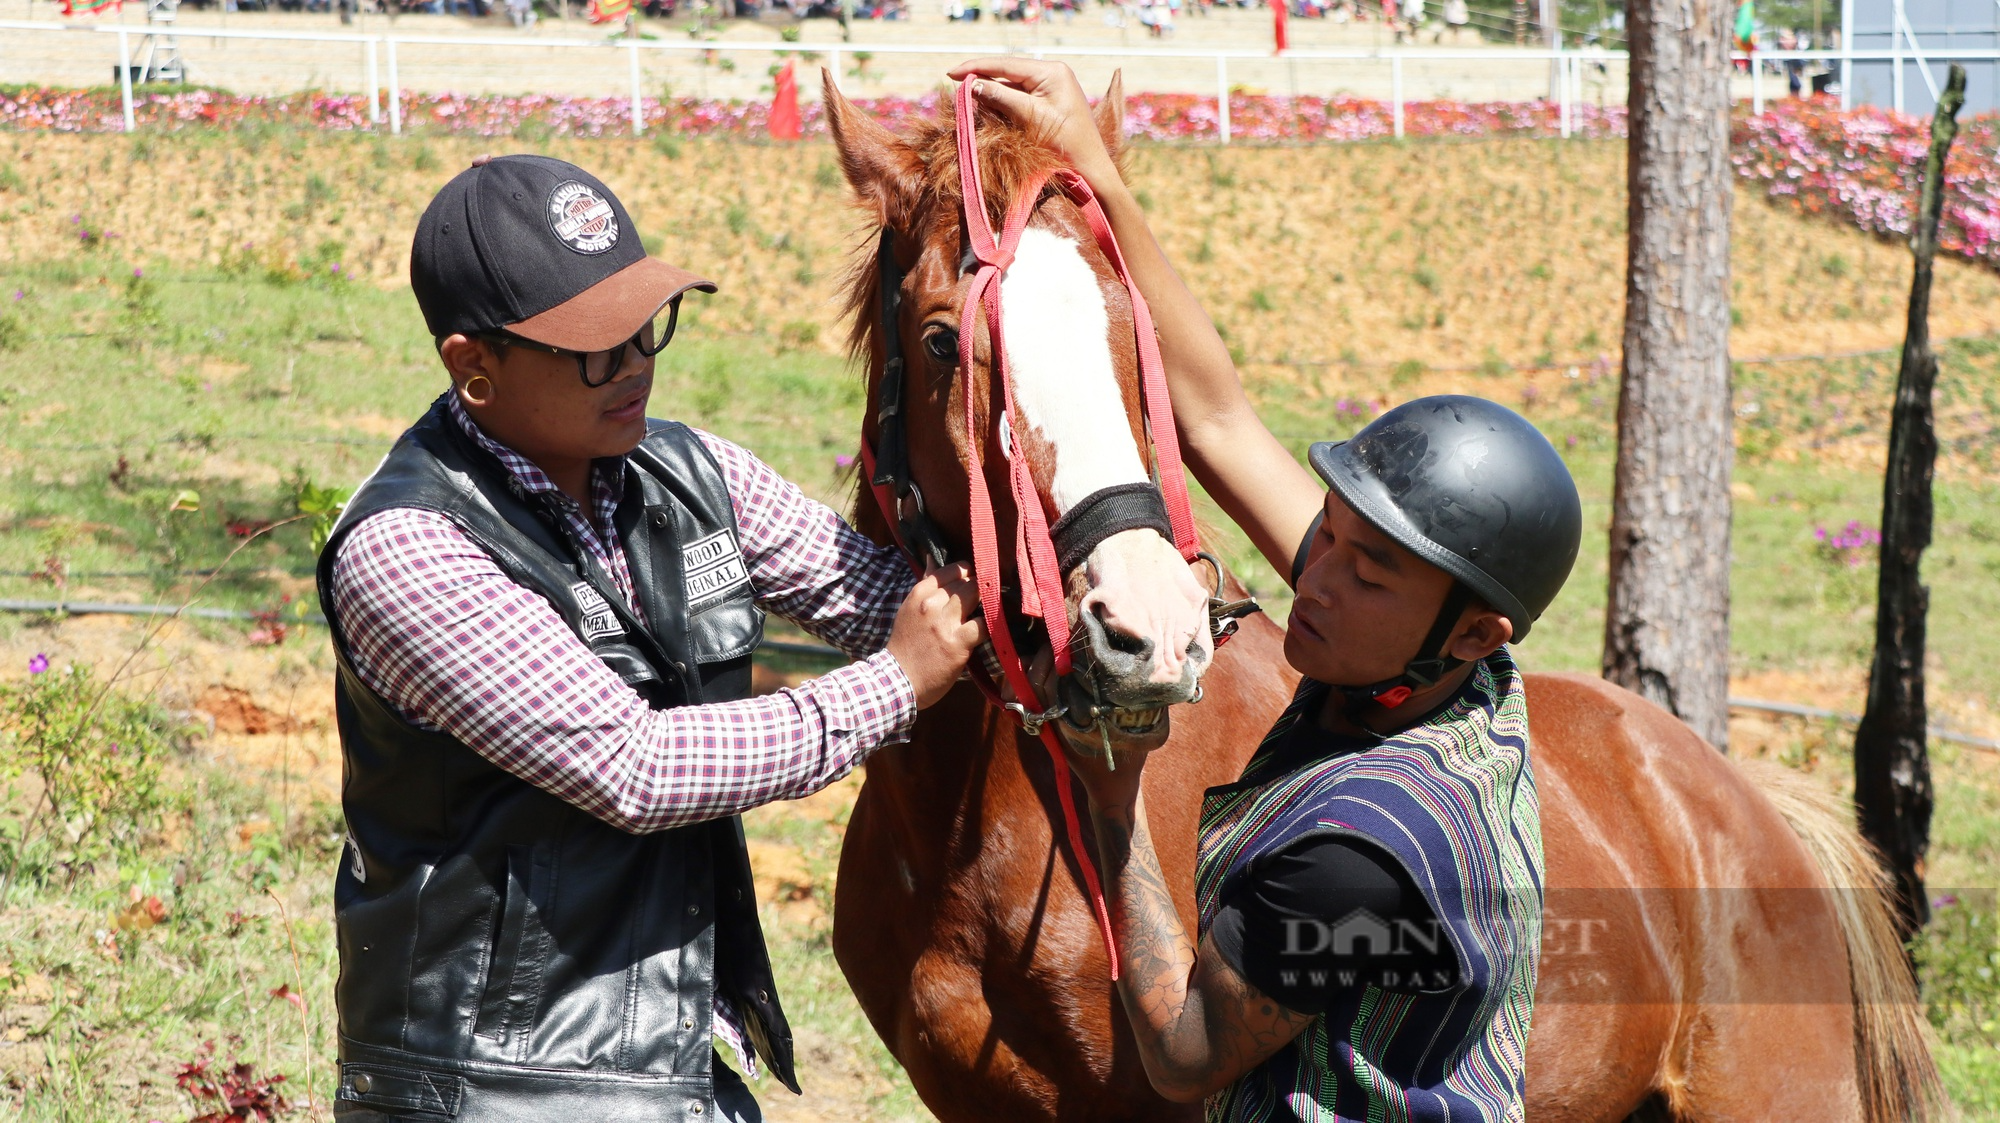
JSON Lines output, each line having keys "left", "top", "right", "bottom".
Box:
{"left": 856, "top": 80, "right": 1217, "bottom": 979}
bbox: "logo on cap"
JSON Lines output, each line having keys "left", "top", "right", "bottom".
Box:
{"left": 546, "top": 181, "right": 619, "bottom": 255}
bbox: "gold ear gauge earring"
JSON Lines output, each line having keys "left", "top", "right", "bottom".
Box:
{"left": 463, "top": 375, "right": 493, "bottom": 403}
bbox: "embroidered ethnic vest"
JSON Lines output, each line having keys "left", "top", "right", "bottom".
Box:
{"left": 1194, "top": 651, "right": 1544, "bottom": 1123}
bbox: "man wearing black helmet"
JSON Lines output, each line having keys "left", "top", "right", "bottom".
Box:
{"left": 951, "top": 60, "right": 1583, "bottom": 1120}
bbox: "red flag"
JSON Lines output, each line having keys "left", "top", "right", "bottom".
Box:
{"left": 769, "top": 60, "right": 801, "bottom": 142}
{"left": 586, "top": 0, "right": 630, "bottom": 23}
{"left": 1272, "top": 0, "right": 1289, "bottom": 53}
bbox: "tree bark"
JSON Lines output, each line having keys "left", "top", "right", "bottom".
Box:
{"left": 1854, "top": 64, "right": 1966, "bottom": 948}
{"left": 1604, "top": 0, "right": 1736, "bottom": 750}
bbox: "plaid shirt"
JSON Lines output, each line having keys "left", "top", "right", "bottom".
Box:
{"left": 328, "top": 397, "right": 916, "bottom": 1076}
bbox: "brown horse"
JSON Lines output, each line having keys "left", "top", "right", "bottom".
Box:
{"left": 823, "top": 78, "right": 1944, "bottom": 1123}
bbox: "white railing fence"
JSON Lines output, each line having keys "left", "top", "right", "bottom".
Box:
{"left": 5, "top": 19, "right": 1997, "bottom": 142}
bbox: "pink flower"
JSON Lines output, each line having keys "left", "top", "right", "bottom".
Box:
{"left": 27, "top": 653, "right": 49, "bottom": 674}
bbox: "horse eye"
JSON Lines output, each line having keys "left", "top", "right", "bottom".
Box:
{"left": 922, "top": 327, "right": 959, "bottom": 365}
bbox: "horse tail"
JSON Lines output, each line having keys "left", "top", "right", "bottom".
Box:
{"left": 1737, "top": 758, "right": 1948, "bottom": 1123}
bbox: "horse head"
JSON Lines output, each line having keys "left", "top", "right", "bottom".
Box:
{"left": 828, "top": 74, "right": 1213, "bottom": 747}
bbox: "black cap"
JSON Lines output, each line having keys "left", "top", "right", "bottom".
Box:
{"left": 410, "top": 154, "right": 716, "bottom": 352}
{"left": 1307, "top": 395, "right": 1582, "bottom": 642}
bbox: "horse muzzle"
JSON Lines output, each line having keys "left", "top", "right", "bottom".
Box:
{"left": 1062, "top": 605, "right": 1209, "bottom": 744}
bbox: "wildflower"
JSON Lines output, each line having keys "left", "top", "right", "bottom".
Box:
{"left": 27, "top": 652, "right": 49, "bottom": 674}
{"left": 834, "top": 453, "right": 854, "bottom": 470}
{"left": 132, "top": 267, "right": 142, "bottom": 278}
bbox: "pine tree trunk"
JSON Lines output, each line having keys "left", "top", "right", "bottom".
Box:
{"left": 1603, "top": 0, "right": 1736, "bottom": 750}
{"left": 1853, "top": 64, "right": 1966, "bottom": 948}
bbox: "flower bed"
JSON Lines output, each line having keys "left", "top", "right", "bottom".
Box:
{"left": 0, "top": 84, "right": 1625, "bottom": 142}
{"left": 1733, "top": 97, "right": 2000, "bottom": 270}
{"left": 6, "top": 83, "right": 1997, "bottom": 270}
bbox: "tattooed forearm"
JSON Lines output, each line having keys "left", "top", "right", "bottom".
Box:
{"left": 1095, "top": 803, "right": 1193, "bottom": 1026}
{"left": 1092, "top": 796, "right": 1315, "bottom": 1103}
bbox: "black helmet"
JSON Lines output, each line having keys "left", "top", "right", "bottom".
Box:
{"left": 1308, "top": 395, "right": 1582, "bottom": 644}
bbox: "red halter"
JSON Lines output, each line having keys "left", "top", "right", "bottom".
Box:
{"left": 862, "top": 80, "right": 1205, "bottom": 978}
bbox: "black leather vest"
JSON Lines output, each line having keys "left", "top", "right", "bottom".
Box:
{"left": 317, "top": 396, "right": 797, "bottom": 1121}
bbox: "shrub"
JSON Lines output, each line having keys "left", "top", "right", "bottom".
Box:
{"left": 0, "top": 657, "right": 183, "bottom": 883}
{"left": 1918, "top": 893, "right": 2000, "bottom": 1050}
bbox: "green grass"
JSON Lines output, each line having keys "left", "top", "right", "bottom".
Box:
{"left": 0, "top": 259, "right": 864, "bottom": 617}
{"left": 0, "top": 742, "right": 343, "bottom": 1119}
{"left": 1248, "top": 342, "right": 2000, "bottom": 702}
{"left": 4, "top": 258, "right": 2000, "bottom": 1119}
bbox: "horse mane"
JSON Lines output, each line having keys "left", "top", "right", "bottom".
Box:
{"left": 839, "top": 97, "right": 1074, "bottom": 367}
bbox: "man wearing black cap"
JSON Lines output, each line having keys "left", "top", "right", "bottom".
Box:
{"left": 317, "top": 154, "right": 983, "bottom": 1122}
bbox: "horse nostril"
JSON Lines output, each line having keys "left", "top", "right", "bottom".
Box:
{"left": 1082, "top": 605, "right": 1156, "bottom": 666}
{"left": 1103, "top": 626, "right": 1152, "bottom": 659}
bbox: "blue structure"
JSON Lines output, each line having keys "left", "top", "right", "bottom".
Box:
{"left": 1843, "top": 0, "right": 1999, "bottom": 115}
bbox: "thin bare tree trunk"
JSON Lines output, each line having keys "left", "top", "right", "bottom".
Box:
{"left": 1603, "top": 0, "right": 1736, "bottom": 750}
{"left": 1854, "top": 64, "right": 1967, "bottom": 949}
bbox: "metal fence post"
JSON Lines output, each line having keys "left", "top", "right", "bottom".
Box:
{"left": 1890, "top": 0, "right": 1904, "bottom": 113}
{"left": 1752, "top": 50, "right": 1764, "bottom": 114}
{"left": 628, "top": 40, "right": 644, "bottom": 136}
{"left": 117, "top": 26, "right": 134, "bottom": 132}
{"left": 1215, "top": 55, "right": 1229, "bottom": 144}
{"left": 1391, "top": 53, "right": 1404, "bottom": 138}
{"left": 1557, "top": 48, "right": 1569, "bottom": 137}
{"left": 1838, "top": 0, "right": 1853, "bottom": 110}
{"left": 1574, "top": 55, "right": 1583, "bottom": 125}
{"left": 366, "top": 37, "right": 380, "bottom": 125}
{"left": 387, "top": 36, "right": 401, "bottom": 135}
{"left": 829, "top": 47, "right": 842, "bottom": 91}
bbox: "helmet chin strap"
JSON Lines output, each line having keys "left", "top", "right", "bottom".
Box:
{"left": 1335, "top": 582, "right": 1475, "bottom": 711}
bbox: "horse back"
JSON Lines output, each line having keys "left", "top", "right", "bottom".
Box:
{"left": 1522, "top": 672, "right": 1863, "bottom": 1122}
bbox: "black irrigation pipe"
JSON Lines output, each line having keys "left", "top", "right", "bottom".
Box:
{"left": 5, "top": 435, "right": 395, "bottom": 451}
{"left": 1249, "top": 334, "right": 2000, "bottom": 373}
{"left": 1725, "top": 696, "right": 2000, "bottom": 754}
{"left": 0, "top": 568, "right": 319, "bottom": 579}
{"left": 3, "top": 602, "right": 1993, "bottom": 746}
{"left": 0, "top": 596, "right": 844, "bottom": 661}
{"left": 0, "top": 597, "right": 322, "bottom": 623}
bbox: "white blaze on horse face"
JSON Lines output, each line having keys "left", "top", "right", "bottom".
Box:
{"left": 998, "top": 226, "right": 1147, "bottom": 509}
{"left": 999, "top": 225, "right": 1211, "bottom": 688}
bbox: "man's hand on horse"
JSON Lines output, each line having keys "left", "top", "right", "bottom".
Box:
{"left": 948, "top": 59, "right": 1121, "bottom": 195}
{"left": 888, "top": 562, "right": 988, "bottom": 709}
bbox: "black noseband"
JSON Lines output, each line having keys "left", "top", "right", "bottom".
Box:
{"left": 1049, "top": 483, "right": 1174, "bottom": 574}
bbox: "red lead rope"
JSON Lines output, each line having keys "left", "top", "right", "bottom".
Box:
{"left": 861, "top": 81, "right": 1207, "bottom": 981}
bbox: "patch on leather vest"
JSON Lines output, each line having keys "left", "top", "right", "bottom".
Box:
{"left": 570, "top": 582, "right": 626, "bottom": 641}
{"left": 682, "top": 529, "right": 750, "bottom": 608}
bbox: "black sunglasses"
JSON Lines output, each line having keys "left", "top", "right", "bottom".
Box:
{"left": 481, "top": 296, "right": 683, "bottom": 388}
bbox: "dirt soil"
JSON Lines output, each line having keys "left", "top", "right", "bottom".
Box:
{"left": 5, "top": 607, "right": 1994, "bottom": 1123}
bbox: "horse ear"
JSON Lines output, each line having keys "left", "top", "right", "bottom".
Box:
{"left": 1094, "top": 71, "right": 1126, "bottom": 167}
{"left": 824, "top": 70, "right": 922, "bottom": 227}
